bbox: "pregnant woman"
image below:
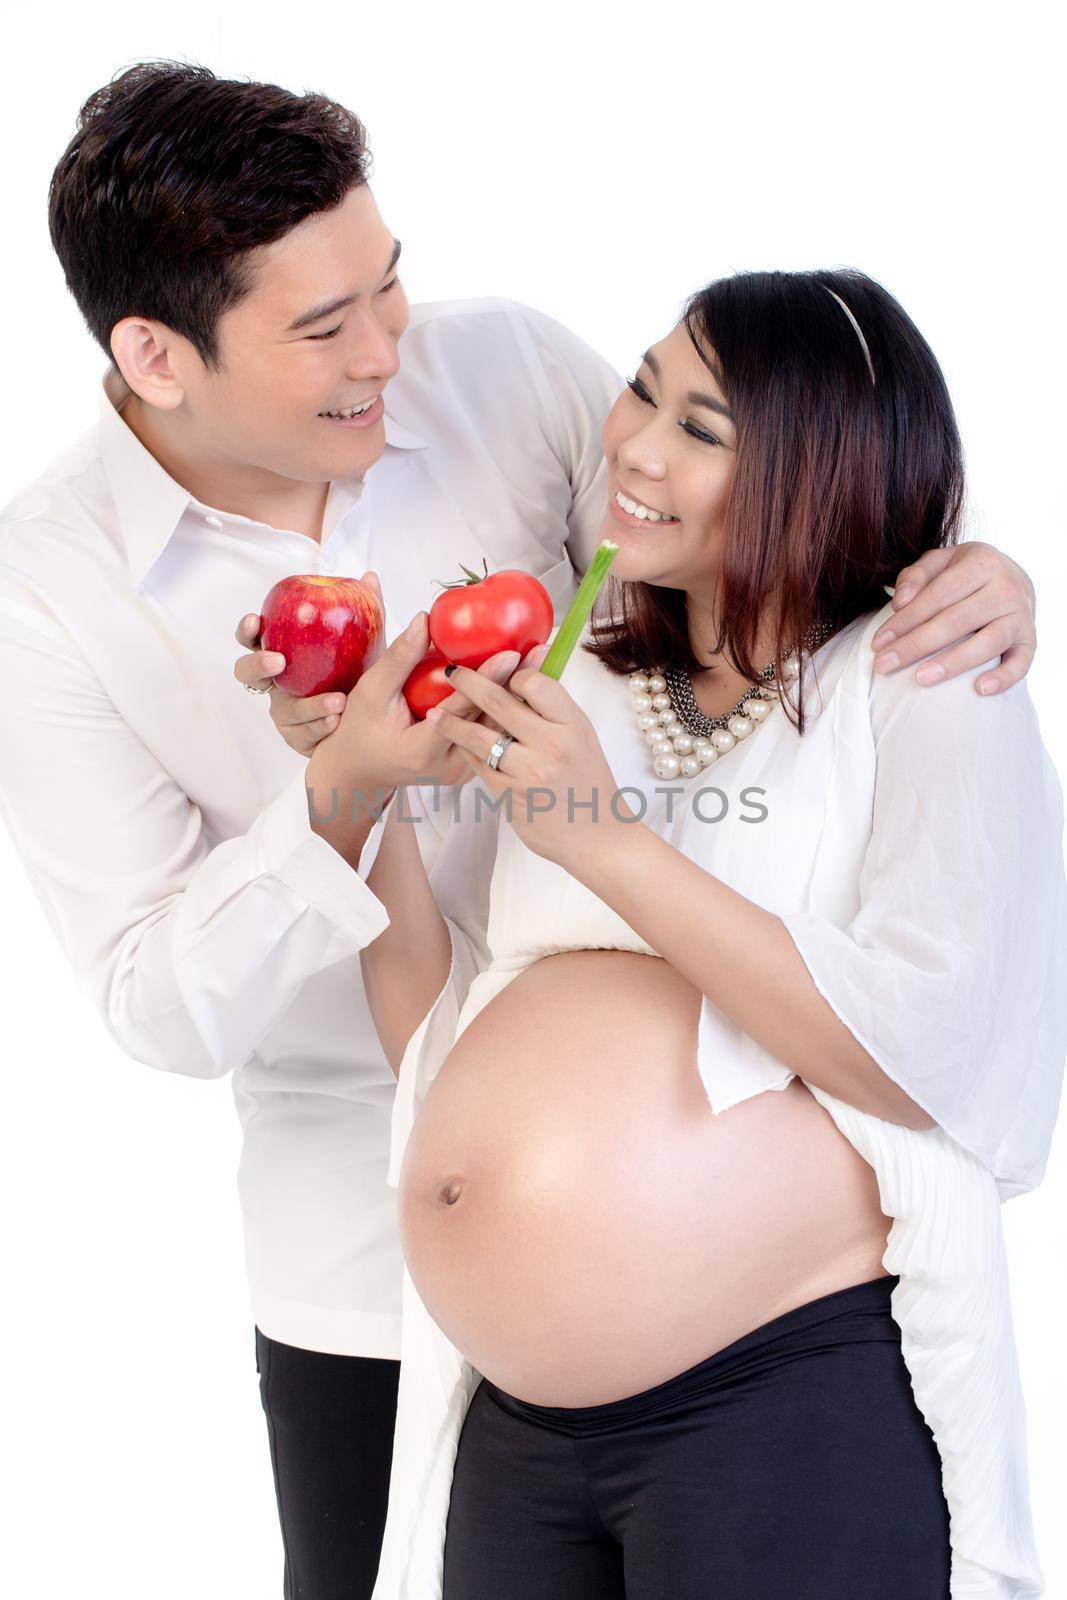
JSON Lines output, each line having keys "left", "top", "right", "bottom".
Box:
{"left": 297, "top": 271, "right": 1065, "bottom": 1596}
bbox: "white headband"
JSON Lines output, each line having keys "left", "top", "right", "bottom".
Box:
{"left": 823, "top": 286, "right": 876, "bottom": 384}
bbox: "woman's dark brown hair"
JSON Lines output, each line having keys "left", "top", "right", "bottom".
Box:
{"left": 584, "top": 268, "right": 966, "bottom": 733}
{"left": 48, "top": 61, "right": 371, "bottom": 370}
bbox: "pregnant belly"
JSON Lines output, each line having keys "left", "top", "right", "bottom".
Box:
{"left": 398, "top": 948, "right": 893, "bottom": 1407}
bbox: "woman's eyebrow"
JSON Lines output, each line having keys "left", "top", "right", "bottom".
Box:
{"left": 688, "top": 391, "right": 735, "bottom": 423}
{"left": 640, "top": 348, "right": 735, "bottom": 423}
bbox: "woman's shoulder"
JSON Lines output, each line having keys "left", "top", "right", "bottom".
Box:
{"left": 849, "top": 609, "right": 1059, "bottom": 813}
{"left": 862, "top": 615, "right": 1029, "bottom": 742}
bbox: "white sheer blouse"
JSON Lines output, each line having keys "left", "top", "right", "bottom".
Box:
{"left": 368, "top": 599, "right": 1067, "bottom": 1600}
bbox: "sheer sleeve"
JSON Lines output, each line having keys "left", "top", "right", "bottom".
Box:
{"left": 779, "top": 658, "right": 1067, "bottom": 1201}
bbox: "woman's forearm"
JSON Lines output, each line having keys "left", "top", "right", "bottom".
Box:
{"left": 360, "top": 788, "right": 452, "bottom": 1077}
{"left": 571, "top": 819, "right": 936, "bottom": 1131}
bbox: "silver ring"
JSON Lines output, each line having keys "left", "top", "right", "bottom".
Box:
{"left": 244, "top": 679, "right": 275, "bottom": 695}
{"left": 485, "top": 731, "right": 515, "bottom": 771}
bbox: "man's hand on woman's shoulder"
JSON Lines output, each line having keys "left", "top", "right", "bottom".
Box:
{"left": 871, "top": 541, "right": 1037, "bottom": 696}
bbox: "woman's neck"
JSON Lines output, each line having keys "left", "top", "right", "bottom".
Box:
{"left": 685, "top": 597, "right": 781, "bottom": 720}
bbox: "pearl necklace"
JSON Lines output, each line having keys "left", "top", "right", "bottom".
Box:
{"left": 629, "top": 621, "right": 834, "bottom": 780}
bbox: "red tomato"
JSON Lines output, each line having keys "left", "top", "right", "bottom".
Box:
{"left": 402, "top": 650, "right": 455, "bottom": 721}
{"left": 428, "top": 565, "right": 553, "bottom": 669}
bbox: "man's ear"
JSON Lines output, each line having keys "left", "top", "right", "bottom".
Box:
{"left": 109, "top": 316, "right": 187, "bottom": 411}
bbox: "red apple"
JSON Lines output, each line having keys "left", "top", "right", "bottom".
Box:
{"left": 259, "top": 574, "right": 383, "bottom": 697}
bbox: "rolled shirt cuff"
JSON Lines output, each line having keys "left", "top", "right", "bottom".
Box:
{"left": 253, "top": 767, "right": 397, "bottom": 950}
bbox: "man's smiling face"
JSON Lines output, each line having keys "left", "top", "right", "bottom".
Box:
{"left": 181, "top": 183, "right": 410, "bottom": 486}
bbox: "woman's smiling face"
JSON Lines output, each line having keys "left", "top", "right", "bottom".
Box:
{"left": 599, "top": 321, "right": 737, "bottom": 591}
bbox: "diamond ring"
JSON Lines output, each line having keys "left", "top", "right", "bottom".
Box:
{"left": 486, "top": 731, "right": 515, "bottom": 770}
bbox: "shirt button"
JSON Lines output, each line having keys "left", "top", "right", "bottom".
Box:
{"left": 204, "top": 514, "right": 224, "bottom": 530}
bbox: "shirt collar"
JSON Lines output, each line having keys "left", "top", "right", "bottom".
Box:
{"left": 98, "top": 366, "right": 427, "bottom": 588}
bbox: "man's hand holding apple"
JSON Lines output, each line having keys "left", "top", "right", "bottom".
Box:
{"left": 232, "top": 613, "right": 351, "bottom": 756}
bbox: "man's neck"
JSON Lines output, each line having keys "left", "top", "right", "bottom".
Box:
{"left": 120, "top": 391, "right": 331, "bottom": 543}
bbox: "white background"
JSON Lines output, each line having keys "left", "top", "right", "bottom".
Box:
{"left": 1, "top": 2, "right": 1064, "bottom": 1596}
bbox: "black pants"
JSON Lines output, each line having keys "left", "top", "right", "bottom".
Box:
{"left": 442, "top": 1275, "right": 952, "bottom": 1599}
{"left": 255, "top": 1328, "right": 400, "bottom": 1600}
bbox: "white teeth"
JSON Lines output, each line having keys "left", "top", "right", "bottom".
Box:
{"left": 616, "top": 490, "right": 676, "bottom": 524}
{"left": 321, "top": 396, "right": 379, "bottom": 419}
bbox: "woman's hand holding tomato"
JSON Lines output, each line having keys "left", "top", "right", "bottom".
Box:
{"left": 425, "top": 654, "right": 636, "bottom": 870}
{"left": 246, "top": 561, "right": 560, "bottom": 807}
{"left": 295, "top": 578, "right": 523, "bottom": 799}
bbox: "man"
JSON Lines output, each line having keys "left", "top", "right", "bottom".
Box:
{"left": 0, "top": 60, "right": 1038, "bottom": 1599}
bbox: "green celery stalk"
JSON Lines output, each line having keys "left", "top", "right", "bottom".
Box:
{"left": 538, "top": 540, "right": 618, "bottom": 681}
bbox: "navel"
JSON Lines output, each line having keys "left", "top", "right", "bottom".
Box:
{"left": 436, "top": 1177, "right": 465, "bottom": 1207}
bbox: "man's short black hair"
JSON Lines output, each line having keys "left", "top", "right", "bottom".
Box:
{"left": 48, "top": 61, "right": 372, "bottom": 369}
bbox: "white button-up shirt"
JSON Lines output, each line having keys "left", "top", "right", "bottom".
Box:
{"left": 0, "top": 297, "right": 622, "bottom": 1357}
